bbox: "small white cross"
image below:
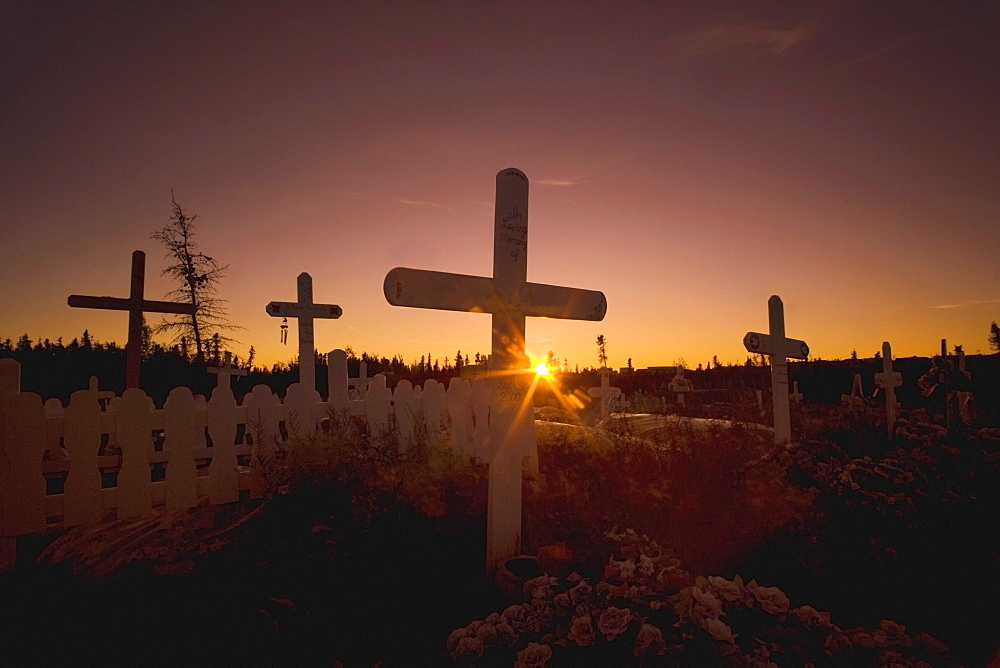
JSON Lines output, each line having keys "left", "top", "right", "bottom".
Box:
{"left": 874, "top": 341, "right": 902, "bottom": 438}
{"left": 743, "top": 295, "right": 809, "bottom": 444}
{"left": 266, "top": 272, "right": 342, "bottom": 393}
{"left": 207, "top": 351, "right": 248, "bottom": 390}
{"left": 588, "top": 367, "right": 621, "bottom": 420}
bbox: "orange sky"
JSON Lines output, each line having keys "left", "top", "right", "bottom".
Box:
{"left": 3, "top": 2, "right": 998, "bottom": 373}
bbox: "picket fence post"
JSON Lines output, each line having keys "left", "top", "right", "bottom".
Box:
{"left": 0, "top": 352, "right": 484, "bottom": 570}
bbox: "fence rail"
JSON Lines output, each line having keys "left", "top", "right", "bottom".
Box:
{"left": 0, "top": 353, "right": 489, "bottom": 571}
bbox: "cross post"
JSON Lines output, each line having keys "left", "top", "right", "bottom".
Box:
{"left": 874, "top": 341, "right": 902, "bottom": 439}
{"left": 588, "top": 367, "right": 621, "bottom": 420}
{"left": 743, "top": 295, "right": 809, "bottom": 444}
{"left": 207, "top": 351, "right": 248, "bottom": 390}
{"left": 384, "top": 168, "right": 607, "bottom": 573}
{"left": 68, "top": 250, "right": 197, "bottom": 388}
{"left": 266, "top": 273, "right": 342, "bottom": 393}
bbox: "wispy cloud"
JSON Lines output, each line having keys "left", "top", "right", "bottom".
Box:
{"left": 535, "top": 176, "right": 591, "bottom": 187}
{"left": 673, "top": 20, "right": 817, "bottom": 58}
{"left": 396, "top": 198, "right": 452, "bottom": 211}
{"left": 838, "top": 31, "right": 929, "bottom": 68}
{"left": 928, "top": 298, "right": 1000, "bottom": 309}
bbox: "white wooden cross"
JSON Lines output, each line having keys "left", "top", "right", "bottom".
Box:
{"left": 743, "top": 295, "right": 809, "bottom": 444}
{"left": 87, "top": 376, "right": 115, "bottom": 410}
{"left": 874, "top": 341, "right": 902, "bottom": 439}
{"left": 383, "top": 168, "right": 607, "bottom": 573}
{"left": 68, "top": 250, "right": 197, "bottom": 389}
{"left": 588, "top": 367, "right": 621, "bottom": 420}
{"left": 207, "top": 351, "right": 248, "bottom": 390}
{"left": 348, "top": 360, "right": 370, "bottom": 398}
{"left": 789, "top": 380, "right": 804, "bottom": 404}
{"left": 842, "top": 373, "right": 866, "bottom": 411}
{"left": 265, "top": 272, "right": 342, "bottom": 394}
{"left": 668, "top": 365, "right": 693, "bottom": 406}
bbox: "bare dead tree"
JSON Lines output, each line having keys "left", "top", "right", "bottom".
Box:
{"left": 150, "top": 192, "right": 241, "bottom": 361}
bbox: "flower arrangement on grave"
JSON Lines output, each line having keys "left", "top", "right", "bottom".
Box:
{"left": 447, "top": 528, "right": 953, "bottom": 666}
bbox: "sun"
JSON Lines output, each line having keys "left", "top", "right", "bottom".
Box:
{"left": 534, "top": 362, "right": 550, "bottom": 376}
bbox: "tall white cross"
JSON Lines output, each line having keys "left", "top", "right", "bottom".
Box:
{"left": 68, "top": 250, "right": 197, "bottom": 389}
{"left": 874, "top": 341, "right": 902, "bottom": 439}
{"left": 266, "top": 273, "right": 342, "bottom": 393}
{"left": 588, "top": 367, "right": 621, "bottom": 420}
{"left": 207, "top": 351, "right": 248, "bottom": 390}
{"left": 743, "top": 295, "right": 809, "bottom": 444}
{"left": 384, "top": 168, "right": 607, "bottom": 573}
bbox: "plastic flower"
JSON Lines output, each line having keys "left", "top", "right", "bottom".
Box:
{"left": 514, "top": 642, "right": 553, "bottom": 668}
{"left": 751, "top": 585, "right": 790, "bottom": 614}
{"left": 446, "top": 627, "right": 472, "bottom": 651}
{"left": 707, "top": 576, "right": 743, "bottom": 603}
{"left": 633, "top": 623, "right": 666, "bottom": 658}
{"left": 502, "top": 604, "right": 541, "bottom": 636}
{"left": 792, "top": 605, "right": 833, "bottom": 629}
{"left": 567, "top": 612, "right": 596, "bottom": 647}
{"left": 452, "top": 636, "right": 485, "bottom": 662}
{"left": 874, "top": 619, "right": 912, "bottom": 648}
{"left": 568, "top": 579, "right": 594, "bottom": 604}
{"left": 524, "top": 575, "right": 558, "bottom": 602}
{"left": 597, "top": 606, "right": 633, "bottom": 641}
{"left": 702, "top": 617, "right": 737, "bottom": 643}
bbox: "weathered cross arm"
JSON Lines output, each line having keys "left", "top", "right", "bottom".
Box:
{"left": 521, "top": 283, "right": 606, "bottom": 320}
{"left": 67, "top": 295, "right": 196, "bottom": 315}
{"left": 743, "top": 332, "right": 810, "bottom": 359}
{"left": 384, "top": 267, "right": 607, "bottom": 321}
{"left": 265, "top": 302, "right": 342, "bottom": 318}
{"left": 384, "top": 268, "right": 494, "bottom": 313}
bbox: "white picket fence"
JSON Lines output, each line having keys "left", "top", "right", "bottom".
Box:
{"left": 0, "top": 350, "right": 492, "bottom": 570}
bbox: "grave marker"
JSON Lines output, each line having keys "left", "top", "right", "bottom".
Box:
{"left": 668, "top": 366, "right": 693, "bottom": 406}
{"left": 348, "top": 361, "right": 370, "bottom": 398}
{"left": 384, "top": 168, "right": 607, "bottom": 572}
{"left": 265, "top": 272, "right": 342, "bottom": 394}
{"left": 873, "top": 341, "right": 902, "bottom": 438}
{"left": 842, "top": 373, "right": 866, "bottom": 411}
{"left": 588, "top": 367, "right": 621, "bottom": 419}
{"left": 207, "top": 351, "right": 248, "bottom": 390}
{"left": 789, "top": 380, "right": 804, "bottom": 404}
{"left": 68, "top": 250, "right": 197, "bottom": 388}
{"left": 743, "top": 295, "right": 809, "bottom": 444}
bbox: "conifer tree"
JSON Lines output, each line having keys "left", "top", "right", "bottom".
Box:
{"left": 151, "top": 193, "right": 241, "bottom": 361}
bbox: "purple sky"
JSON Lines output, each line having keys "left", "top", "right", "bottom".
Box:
{"left": 3, "top": 1, "right": 998, "bottom": 372}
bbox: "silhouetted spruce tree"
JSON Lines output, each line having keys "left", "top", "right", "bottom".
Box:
{"left": 989, "top": 321, "right": 999, "bottom": 352}
{"left": 150, "top": 193, "right": 241, "bottom": 361}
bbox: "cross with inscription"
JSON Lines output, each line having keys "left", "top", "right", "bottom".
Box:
{"left": 874, "top": 341, "right": 902, "bottom": 439}
{"left": 743, "top": 295, "right": 809, "bottom": 444}
{"left": 266, "top": 272, "right": 342, "bottom": 394}
{"left": 384, "top": 168, "right": 607, "bottom": 573}
{"left": 207, "top": 351, "right": 248, "bottom": 390}
{"left": 68, "top": 250, "right": 197, "bottom": 389}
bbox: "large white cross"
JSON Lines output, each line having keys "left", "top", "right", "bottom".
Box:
{"left": 588, "top": 367, "right": 621, "bottom": 420}
{"left": 874, "top": 341, "right": 902, "bottom": 439}
{"left": 743, "top": 295, "right": 809, "bottom": 444}
{"left": 383, "top": 168, "right": 607, "bottom": 573}
{"left": 207, "top": 351, "right": 248, "bottom": 390}
{"left": 266, "top": 272, "right": 342, "bottom": 393}
{"left": 69, "top": 250, "right": 197, "bottom": 389}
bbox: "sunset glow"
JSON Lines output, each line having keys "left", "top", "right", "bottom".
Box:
{"left": 2, "top": 3, "right": 997, "bottom": 371}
